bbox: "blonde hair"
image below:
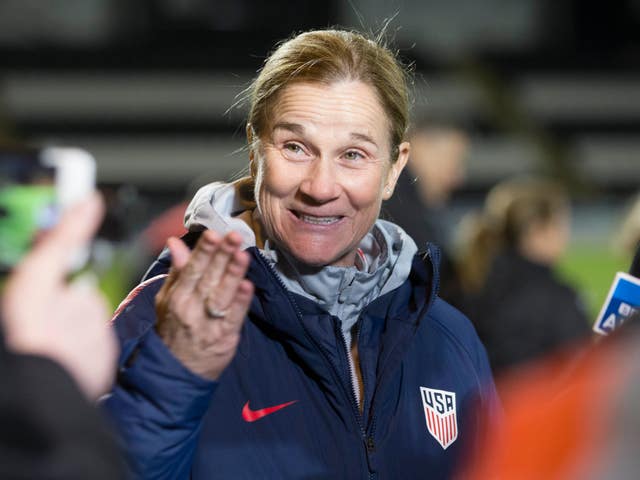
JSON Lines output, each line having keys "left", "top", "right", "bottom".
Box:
{"left": 457, "top": 177, "right": 569, "bottom": 292}
{"left": 246, "top": 29, "right": 411, "bottom": 160}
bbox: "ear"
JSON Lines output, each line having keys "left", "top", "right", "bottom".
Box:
{"left": 382, "top": 141, "right": 410, "bottom": 200}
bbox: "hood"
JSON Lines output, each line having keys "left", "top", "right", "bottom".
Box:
{"left": 184, "top": 177, "right": 259, "bottom": 249}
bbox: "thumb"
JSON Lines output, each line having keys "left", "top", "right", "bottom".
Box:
{"left": 167, "top": 236, "right": 191, "bottom": 270}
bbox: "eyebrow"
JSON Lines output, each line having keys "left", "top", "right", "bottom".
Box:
{"left": 273, "top": 122, "right": 378, "bottom": 148}
{"left": 272, "top": 122, "right": 305, "bottom": 135}
{"left": 350, "top": 132, "right": 377, "bottom": 147}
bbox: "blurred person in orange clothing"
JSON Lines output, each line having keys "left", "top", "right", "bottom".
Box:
{"left": 459, "top": 314, "right": 638, "bottom": 480}
{"left": 458, "top": 245, "right": 640, "bottom": 480}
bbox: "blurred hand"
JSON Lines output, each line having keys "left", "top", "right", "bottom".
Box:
{"left": 155, "top": 230, "right": 254, "bottom": 380}
{"left": 1, "top": 193, "right": 117, "bottom": 400}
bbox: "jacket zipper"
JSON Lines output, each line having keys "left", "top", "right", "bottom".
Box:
{"left": 365, "top": 246, "right": 440, "bottom": 452}
{"left": 346, "top": 323, "right": 378, "bottom": 480}
{"left": 255, "top": 252, "right": 371, "bottom": 476}
{"left": 341, "top": 326, "right": 361, "bottom": 410}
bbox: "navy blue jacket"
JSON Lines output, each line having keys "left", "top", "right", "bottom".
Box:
{"left": 104, "top": 242, "right": 498, "bottom": 479}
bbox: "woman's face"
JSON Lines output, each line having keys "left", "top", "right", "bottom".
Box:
{"left": 252, "top": 80, "right": 409, "bottom": 267}
{"left": 520, "top": 209, "right": 571, "bottom": 265}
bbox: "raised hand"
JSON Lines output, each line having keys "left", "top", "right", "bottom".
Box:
{"left": 1, "top": 193, "right": 117, "bottom": 400}
{"left": 155, "top": 230, "right": 254, "bottom": 380}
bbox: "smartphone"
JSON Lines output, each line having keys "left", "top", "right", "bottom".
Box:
{"left": 0, "top": 146, "right": 96, "bottom": 274}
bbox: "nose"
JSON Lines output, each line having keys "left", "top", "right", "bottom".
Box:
{"left": 298, "top": 158, "right": 340, "bottom": 204}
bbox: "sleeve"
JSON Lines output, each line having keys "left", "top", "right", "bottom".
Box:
{"left": 431, "top": 299, "right": 503, "bottom": 448}
{"left": 462, "top": 332, "right": 503, "bottom": 464}
{"left": 0, "top": 347, "right": 125, "bottom": 480}
{"left": 555, "top": 288, "right": 591, "bottom": 342}
{"left": 102, "top": 277, "right": 217, "bottom": 479}
{"left": 473, "top": 338, "right": 502, "bottom": 422}
{"left": 455, "top": 302, "right": 503, "bottom": 448}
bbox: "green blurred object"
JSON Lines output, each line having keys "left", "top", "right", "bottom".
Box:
{"left": 558, "top": 244, "right": 631, "bottom": 324}
{"left": 97, "top": 248, "right": 138, "bottom": 312}
{"left": 0, "top": 185, "right": 55, "bottom": 269}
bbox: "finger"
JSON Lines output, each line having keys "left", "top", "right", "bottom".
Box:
{"left": 215, "top": 279, "right": 254, "bottom": 335}
{"left": 167, "top": 236, "right": 191, "bottom": 271}
{"left": 204, "top": 248, "right": 250, "bottom": 313}
{"left": 196, "top": 231, "right": 243, "bottom": 299}
{"left": 158, "top": 236, "right": 192, "bottom": 297}
{"left": 173, "top": 230, "right": 222, "bottom": 294}
{"left": 10, "top": 192, "right": 104, "bottom": 291}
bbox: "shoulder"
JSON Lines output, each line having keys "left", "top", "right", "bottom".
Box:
{"left": 402, "top": 250, "right": 482, "bottom": 352}
{"left": 411, "top": 296, "right": 497, "bottom": 402}
{"left": 110, "top": 274, "right": 167, "bottom": 344}
{"left": 413, "top": 295, "right": 494, "bottom": 378}
{"left": 427, "top": 297, "right": 483, "bottom": 352}
{"left": 112, "top": 231, "right": 203, "bottom": 337}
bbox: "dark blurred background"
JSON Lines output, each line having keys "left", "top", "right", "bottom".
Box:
{"left": 1, "top": 0, "right": 639, "bottom": 311}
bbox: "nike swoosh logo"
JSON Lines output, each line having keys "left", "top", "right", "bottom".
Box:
{"left": 242, "top": 400, "right": 298, "bottom": 422}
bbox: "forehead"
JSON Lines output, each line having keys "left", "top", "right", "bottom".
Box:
{"left": 267, "top": 81, "right": 391, "bottom": 144}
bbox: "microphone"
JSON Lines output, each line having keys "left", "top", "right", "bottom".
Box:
{"left": 592, "top": 243, "right": 640, "bottom": 335}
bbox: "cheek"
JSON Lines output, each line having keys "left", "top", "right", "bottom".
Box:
{"left": 255, "top": 156, "right": 297, "bottom": 226}
{"left": 343, "top": 172, "right": 386, "bottom": 218}
{"left": 256, "top": 150, "right": 298, "bottom": 196}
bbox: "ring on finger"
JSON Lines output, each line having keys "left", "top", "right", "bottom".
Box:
{"left": 204, "top": 300, "right": 228, "bottom": 319}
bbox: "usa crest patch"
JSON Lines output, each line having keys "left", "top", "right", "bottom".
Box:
{"left": 420, "top": 387, "right": 458, "bottom": 449}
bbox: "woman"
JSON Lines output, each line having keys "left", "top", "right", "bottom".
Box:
{"left": 105, "top": 29, "right": 498, "bottom": 479}
{"left": 456, "top": 177, "right": 590, "bottom": 375}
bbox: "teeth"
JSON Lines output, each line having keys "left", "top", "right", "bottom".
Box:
{"left": 299, "top": 214, "right": 341, "bottom": 225}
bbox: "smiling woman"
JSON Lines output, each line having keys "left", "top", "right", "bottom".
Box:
{"left": 104, "top": 29, "right": 499, "bottom": 480}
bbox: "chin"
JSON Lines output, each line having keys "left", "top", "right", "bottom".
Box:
{"left": 286, "top": 246, "right": 348, "bottom": 268}
{"left": 290, "top": 252, "right": 335, "bottom": 268}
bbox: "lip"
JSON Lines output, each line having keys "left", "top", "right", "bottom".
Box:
{"left": 288, "top": 209, "right": 346, "bottom": 228}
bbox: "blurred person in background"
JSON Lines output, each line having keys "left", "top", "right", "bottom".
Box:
{"left": 0, "top": 194, "right": 123, "bottom": 479}
{"left": 383, "top": 118, "right": 468, "bottom": 305}
{"left": 384, "top": 118, "right": 468, "bottom": 252}
{"left": 456, "top": 177, "right": 590, "bottom": 375}
{"left": 614, "top": 191, "right": 640, "bottom": 260}
{"left": 104, "top": 29, "right": 498, "bottom": 479}
{"left": 458, "top": 244, "right": 640, "bottom": 480}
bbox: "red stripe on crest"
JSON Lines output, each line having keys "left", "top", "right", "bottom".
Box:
{"left": 445, "top": 415, "right": 450, "bottom": 445}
